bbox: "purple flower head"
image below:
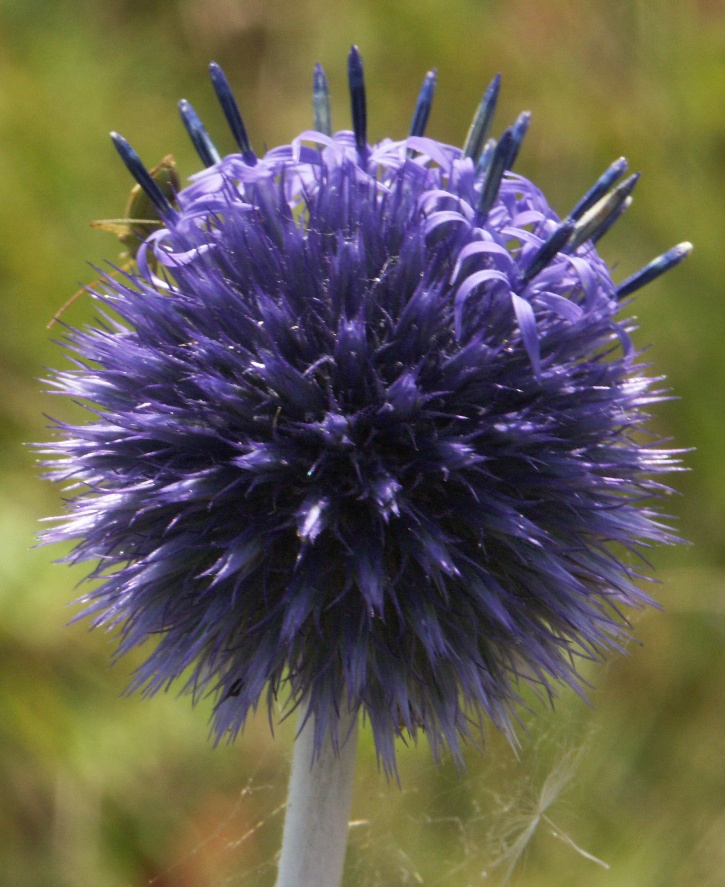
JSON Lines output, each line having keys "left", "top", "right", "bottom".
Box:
{"left": 43, "top": 47, "right": 690, "bottom": 775}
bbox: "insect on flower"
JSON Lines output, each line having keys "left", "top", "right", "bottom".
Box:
{"left": 47, "top": 155, "right": 180, "bottom": 327}
{"left": 42, "top": 47, "right": 690, "bottom": 777}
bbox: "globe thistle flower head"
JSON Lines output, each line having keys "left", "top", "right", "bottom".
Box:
{"left": 43, "top": 47, "right": 690, "bottom": 775}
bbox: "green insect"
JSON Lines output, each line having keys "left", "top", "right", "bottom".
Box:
{"left": 47, "top": 154, "right": 180, "bottom": 327}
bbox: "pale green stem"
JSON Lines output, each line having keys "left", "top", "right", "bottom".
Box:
{"left": 275, "top": 703, "right": 359, "bottom": 887}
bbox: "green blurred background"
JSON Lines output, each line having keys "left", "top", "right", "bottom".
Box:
{"left": 1, "top": 1, "right": 722, "bottom": 884}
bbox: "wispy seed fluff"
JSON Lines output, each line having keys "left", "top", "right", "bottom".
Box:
{"left": 43, "top": 47, "right": 690, "bottom": 775}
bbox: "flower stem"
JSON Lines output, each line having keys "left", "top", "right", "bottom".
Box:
{"left": 275, "top": 703, "right": 359, "bottom": 887}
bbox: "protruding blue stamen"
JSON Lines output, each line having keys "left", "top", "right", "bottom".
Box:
{"left": 110, "top": 132, "right": 177, "bottom": 218}
{"left": 591, "top": 197, "right": 631, "bottom": 244}
{"left": 520, "top": 219, "right": 577, "bottom": 285}
{"left": 569, "top": 157, "right": 628, "bottom": 221}
{"left": 409, "top": 69, "right": 437, "bottom": 138}
{"left": 475, "top": 138, "right": 496, "bottom": 176}
{"left": 476, "top": 128, "right": 513, "bottom": 221}
{"left": 616, "top": 242, "right": 693, "bottom": 298}
{"left": 505, "top": 110, "right": 531, "bottom": 171}
{"left": 463, "top": 73, "right": 501, "bottom": 163}
{"left": 568, "top": 173, "right": 640, "bottom": 250}
{"left": 348, "top": 46, "right": 368, "bottom": 162}
{"left": 313, "top": 63, "right": 332, "bottom": 136}
{"left": 209, "top": 62, "right": 257, "bottom": 165}
{"left": 178, "top": 99, "right": 222, "bottom": 168}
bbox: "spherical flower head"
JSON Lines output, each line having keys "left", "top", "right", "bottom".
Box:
{"left": 43, "top": 49, "right": 688, "bottom": 776}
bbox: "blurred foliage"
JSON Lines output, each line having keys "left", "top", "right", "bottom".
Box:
{"left": 0, "top": 1, "right": 723, "bottom": 885}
